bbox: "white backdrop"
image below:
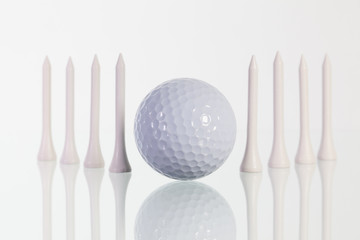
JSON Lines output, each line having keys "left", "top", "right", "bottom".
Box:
{"left": 0, "top": 0, "right": 359, "bottom": 239}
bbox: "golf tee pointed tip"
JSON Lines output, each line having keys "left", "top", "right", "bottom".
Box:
{"left": 241, "top": 55, "right": 262, "bottom": 173}
{"left": 91, "top": 55, "right": 100, "bottom": 88}
{"left": 91, "top": 55, "right": 100, "bottom": 79}
{"left": 300, "top": 55, "right": 307, "bottom": 70}
{"left": 42, "top": 57, "right": 51, "bottom": 87}
{"left": 92, "top": 54, "right": 99, "bottom": 67}
{"left": 274, "top": 51, "right": 283, "bottom": 65}
{"left": 116, "top": 53, "right": 125, "bottom": 69}
{"left": 323, "top": 54, "right": 330, "bottom": 66}
{"left": 318, "top": 55, "right": 336, "bottom": 161}
{"left": 43, "top": 56, "right": 50, "bottom": 68}
{"left": 249, "top": 55, "right": 257, "bottom": 70}
{"left": 66, "top": 57, "right": 74, "bottom": 72}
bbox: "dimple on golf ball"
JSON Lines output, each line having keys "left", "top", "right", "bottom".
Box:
{"left": 134, "top": 78, "right": 237, "bottom": 180}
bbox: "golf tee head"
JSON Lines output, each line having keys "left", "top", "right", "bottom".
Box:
{"left": 318, "top": 55, "right": 337, "bottom": 161}
{"left": 109, "top": 54, "right": 131, "bottom": 173}
{"left": 241, "top": 55, "right": 262, "bottom": 172}
{"left": 61, "top": 58, "right": 80, "bottom": 164}
{"left": 295, "top": 56, "right": 316, "bottom": 164}
{"left": 84, "top": 55, "right": 104, "bottom": 168}
{"left": 269, "top": 52, "right": 290, "bottom": 168}
{"left": 38, "top": 57, "right": 57, "bottom": 162}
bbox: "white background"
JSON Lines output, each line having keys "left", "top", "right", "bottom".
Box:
{"left": 0, "top": 0, "right": 359, "bottom": 239}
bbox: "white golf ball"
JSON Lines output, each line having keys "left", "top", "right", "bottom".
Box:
{"left": 134, "top": 78, "right": 237, "bottom": 180}
{"left": 135, "top": 182, "right": 236, "bottom": 240}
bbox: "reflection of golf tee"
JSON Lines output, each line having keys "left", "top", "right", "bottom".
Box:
{"left": 269, "top": 52, "right": 289, "bottom": 168}
{"left": 319, "top": 160, "right": 336, "bottom": 240}
{"left": 269, "top": 167, "right": 289, "bottom": 240}
{"left": 84, "top": 168, "right": 104, "bottom": 240}
{"left": 60, "top": 163, "right": 79, "bottom": 240}
{"left": 38, "top": 57, "right": 56, "bottom": 162}
{"left": 241, "top": 56, "right": 262, "bottom": 172}
{"left": 295, "top": 163, "right": 315, "bottom": 240}
{"left": 84, "top": 56, "right": 104, "bottom": 168}
{"left": 109, "top": 54, "right": 131, "bottom": 173}
{"left": 110, "top": 172, "right": 132, "bottom": 240}
{"left": 38, "top": 161, "right": 56, "bottom": 240}
{"left": 240, "top": 172, "right": 262, "bottom": 240}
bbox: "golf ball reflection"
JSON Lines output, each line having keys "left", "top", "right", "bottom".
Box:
{"left": 135, "top": 181, "right": 236, "bottom": 240}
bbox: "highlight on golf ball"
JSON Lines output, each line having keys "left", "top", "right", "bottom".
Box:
{"left": 135, "top": 182, "right": 236, "bottom": 240}
{"left": 134, "top": 78, "right": 237, "bottom": 180}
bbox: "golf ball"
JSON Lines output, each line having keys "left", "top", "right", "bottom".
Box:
{"left": 135, "top": 182, "right": 236, "bottom": 240}
{"left": 134, "top": 78, "right": 236, "bottom": 180}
